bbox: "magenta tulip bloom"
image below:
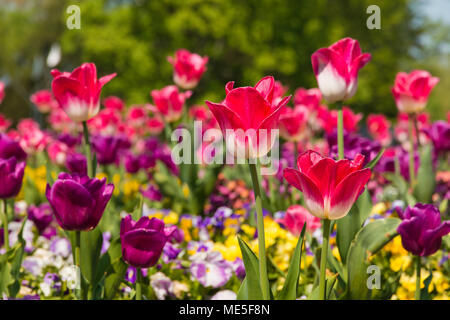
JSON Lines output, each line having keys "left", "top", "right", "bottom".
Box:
{"left": 168, "top": 49, "right": 209, "bottom": 89}
{"left": 0, "top": 157, "right": 25, "bottom": 199}
{"left": 283, "top": 150, "right": 371, "bottom": 220}
{"left": 312, "top": 38, "right": 371, "bottom": 103}
{"left": 392, "top": 70, "right": 439, "bottom": 114}
{"left": 30, "top": 89, "right": 58, "bottom": 113}
{"left": 279, "top": 105, "right": 308, "bottom": 142}
{"left": 51, "top": 63, "right": 116, "bottom": 122}
{"left": 206, "top": 76, "right": 291, "bottom": 158}
{"left": 396, "top": 204, "right": 450, "bottom": 257}
{"left": 45, "top": 173, "right": 114, "bottom": 231}
{"left": 0, "top": 134, "right": 27, "bottom": 161}
{"left": 120, "top": 215, "right": 176, "bottom": 268}
{"left": 151, "top": 85, "right": 192, "bottom": 123}
{"left": 27, "top": 203, "right": 54, "bottom": 234}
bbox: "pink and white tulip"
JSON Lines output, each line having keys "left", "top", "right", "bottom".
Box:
{"left": 311, "top": 38, "right": 371, "bottom": 103}
{"left": 51, "top": 63, "right": 116, "bottom": 122}
{"left": 151, "top": 85, "right": 192, "bottom": 123}
{"left": 283, "top": 150, "right": 371, "bottom": 220}
{"left": 276, "top": 205, "right": 321, "bottom": 235}
{"left": 168, "top": 49, "right": 208, "bottom": 89}
{"left": 392, "top": 70, "right": 439, "bottom": 114}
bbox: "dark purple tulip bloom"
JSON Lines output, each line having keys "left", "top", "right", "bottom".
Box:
{"left": 396, "top": 203, "right": 450, "bottom": 256}
{"left": 66, "top": 153, "right": 87, "bottom": 175}
{"left": 27, "top": 203, "right": 54, "bottom": 234}
{"left": 57, "top": 133, "right": 81, "bottom": 148}
{"left": 140, "top": 185, "right": 162, "bottom": 202}
{"left": 45, "top": 173, "right": 114, "bottom": 231}
{"left": 426, "top": 120, "right": 450, "bottom": 155}
{"left": 0, "top": 134, "right": 27, "bottom": 161}
{"left": 91, "top": 134, "right": 131, "bottom": 165}
{"left": 0, "top": 157, "right": 25, "bottom": 199}
{"left": 120, "top": 215, "right": 176, "bottom": 268}
{"left": 123, "top": 152, "right": 141, "bottom": 173}
{"left": 376, "top": 147, "right": 419, "bottom": 182}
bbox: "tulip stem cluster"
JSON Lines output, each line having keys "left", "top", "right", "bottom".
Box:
{"left": 318, "top": 218, "right": 331, "bottom": 300}
{"left": 248, "top": 162, "right": 270, "bottom": 300}
{"left": 2, "top": 199, "right": 8, "bottom": 251}
{"left": 415, "top": 255, "right": 421, "bottom": 300}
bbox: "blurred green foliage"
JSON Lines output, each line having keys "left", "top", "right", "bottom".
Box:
{"left": 0, "top": 0, "right": 448, "bottom": 124}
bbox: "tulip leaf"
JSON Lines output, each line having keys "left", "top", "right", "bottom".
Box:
{"left": 236, "top": 236, "right": 264, "bottom": 300}
{"left": 101, "top": 238, "right": 128, "bottom": 300}
{"left": 277, "top": 223, "right": 306, "bottom": 300}
{"left": 336, "top": 189, "right": 372, "bottom": 264}
{"left": 420, "top": 269, "right": 433, "bottom": 300}
{"left": 80, "top": 228, "right": 103, "bottom": 286}
{"left": 365, "top": 148, "right": 385, "bottom": 169}
{"left": 346, "top": 218, "right": 400, "bottom": 300}
{"left": 307, "top": 274, "right": 338, "bottom": 300}
{"left": 413, "top": 144, "right": 435, "bottom": 203}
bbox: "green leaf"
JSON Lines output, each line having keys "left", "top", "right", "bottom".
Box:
{"left": 102, "top": 238, "right": 128, "bottom": 300}
{"left": 277, "top": 223, "right": 306, "bottom": 300}
{"left": 336, "top": 190, "right": 372, "bottom": 264}
{"left": 80, "top": 228, "right": 103, "bottom": 286}
{"left": 236, "top": 237, "right": 263, "bottom": 300}
{"left": 420, "top": 269, "right": 433, "bottom": 300}
{"left": 346, "top": 218, "right": 401, "bottom": 300}
{"left": 0, "top": 254, "right": 13, "bottom": 295}
{"left": 365, "top": 148, "right": 385, "bottom": 169}
{"left": 307, "top": 274, "right": 338, "bottom": 300}
{"left": 414, "top": 144, "right": 435, "bottom": 203}
{"left": 131, "top": 194, "right": 144, "bottom": 221}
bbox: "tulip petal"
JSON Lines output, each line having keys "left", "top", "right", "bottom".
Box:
{"left": 254, "top": 76, "right": 274, "bottom": 103}
{"left": 329, "top": 168, "right": 371, "bottom": 220}
{"left": 205, "top": 101, "right": 246, "bottom": 133}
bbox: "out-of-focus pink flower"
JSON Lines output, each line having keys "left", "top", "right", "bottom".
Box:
{"left": 51, "top": 63, "right": 116, "bottom": 122}
{"left": 103, "top": 96, "right": 124, "bottom": 111}
{"left": 47, "top": 140, "right": 70, "bottom": 166}
{"left": 367, "top": 114, "right": 392, "bottom": 147}
{"left": 294, "top": 88, "right": 322, "bottom": 109}
{"left": 189, "top": 105, "right": 218, "bottom": 132}
{"left": 168, "top": 49, "right": 208, "bottom": 89}
{"left": 279, "top": 105, "right": 308, "bottom": 142}
{"left": 0, "top": 82, "right": 4, "bottom": 104}
{"left": 151, "top": 85, "right": 192, "bottom": 123}
{"left": 0, "top": 114, "right": 11, "bottom": 132}
{"left": 319, "top": 106, "right": 362, "bottom": 134}
{"left": 30, "top": 90, "right": 58, "bottom": 113}
{"left": 48, "top": 108, "right": 78, "bottom": 133}
{"left": 127, "top": 106, "right": 148, "bottom": 128}
{"left": 392, "top": 70, "right": 439, "bottom": 113}
{"left": 88, "top": 108, "right": 122, "bottom": 135}
{"left": 205, "top": 76, "right": 291, "bottom": 159}
{"left": 147, "top": 117, "right": 165, "bottom": 136}
{"left": 17, "top": 119, "right": 50, "bottom": 155}
{"left": 273, "top": 81, "right": 288, "bottom": 105}
{"left": 276, "top": 205, "right": 321, "bottom": 235}
{"left": 311, "top": 38, "right": 371, "bottom": 103}
{"left": 283, "top": 150, "right": 371, "bottom": 220}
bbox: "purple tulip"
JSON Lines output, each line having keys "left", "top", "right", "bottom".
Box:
{"left": 45, "top": 173, "right": 114, "bottom": 231}
{"left": 120, "top": 215, "right": 176, "bottom": 268}
{"left": 57, "top": 133, "right": 81, "bottom": 148}
{"left": 396, "top": 203, "right": 450, "bottom": 256}
{"left": 27, "top": 203, "right": 53, "bottom": 234}
{"left": 91, "top": 134, "right": 131, "bottom": 165}
{"left": 327, "top": 131, "right": 381, "bottom": 165}
{"left": 0, "top": 157, "right": 25, "bottom": 199}
{"left": 0, "top": 134, "right": 27, "bottom": 161}
{"left": 426, "top": 120, "right": 450, "bottom": 155}
{"left": 65, "top": 153, "right": 87, "bottom": 175}
{"left": 140, "top": 185, "right": 162, "bottom": 202}
{"left": 123, "top": 152, "right": 141, "bottom": 173}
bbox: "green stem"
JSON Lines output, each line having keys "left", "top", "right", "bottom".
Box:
{"left": 82, "top": 121, "right": 93, "bottom": 177}
{"left": 415, "top": 255, "right": 421, "bottom": 300}
{"left": 337, "top": 108, "right": 344, "bottom": 160}
{"left": 408, "top": 114, "right": 416, "bottom": 189}
{"left": 248, "top": 162, "right": 270, "bottom": 300}
{"left": 2, "top": 199, "right": 9, "bottom": 251}
{"left": 74, "top": 231, "right": 82, "bottom": 300}
{"left": 412, "top": 113, "right": 421, "bottom": 149}
{"left": 318, "top": 219, "right": 331, "bottom": 300}
{"left": 136, "top": 268, "right": 142, "bottom": 300}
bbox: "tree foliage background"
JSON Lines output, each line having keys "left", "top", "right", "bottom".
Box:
{"left": 0, "top": 0, "right": 449, "bottom": 124}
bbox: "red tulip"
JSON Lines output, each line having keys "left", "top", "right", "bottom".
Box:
{"left": 294, "top": 88, "right": 322, "bottom": 109}
{"left": 30, "top": 90, "right": 58, "bottom": 113}
{"left": 205, "top": 76, "right": 291, "bottom": 158}
{"left": 168, "top": 49, "right": 208, "bottom": 89}
{"left": 151, "top": 85, "right": 192, "bottom": 122}
{"left": 283, "top": 150, "right": 371, "bottom": 220}
{"left": 392, "top": 70, "right": 439, "bottom": 114}
{"left": 312, "top": 38, "right": 371, "bottom": 103}
{"left": 103, "top": 96, "right": 124, "bottom": 111}
{"left": 51, "top": 63, "right": 116, "bottom": 122}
